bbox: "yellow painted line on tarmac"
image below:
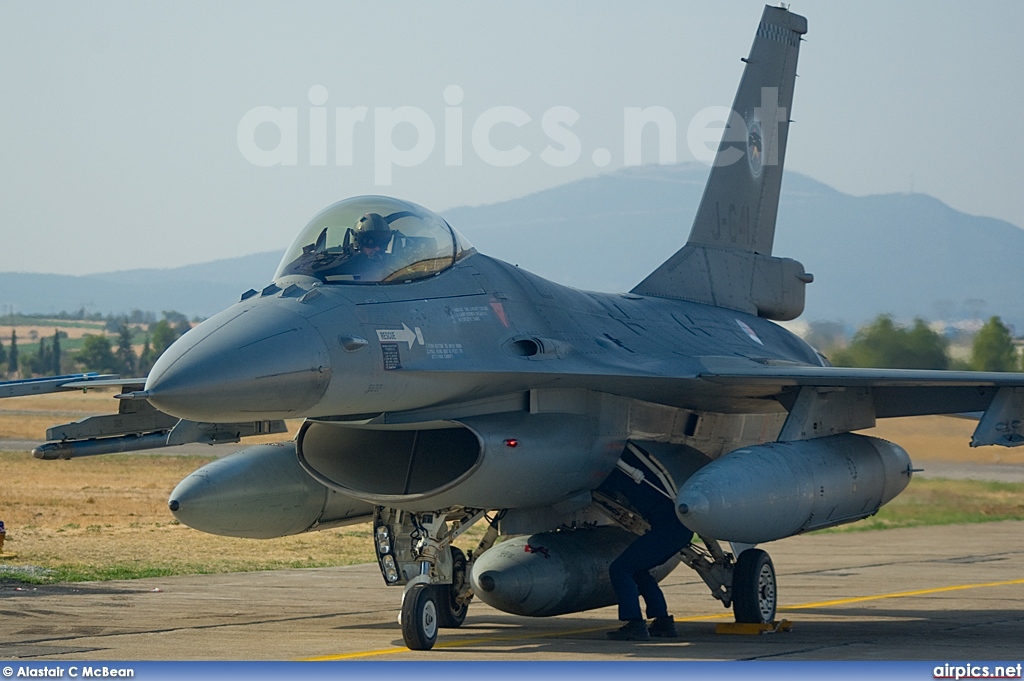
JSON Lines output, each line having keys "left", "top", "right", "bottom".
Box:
{"left": 302, "top": 610, "right": 739, "bottom": 660}
{"left": 301, "top": 577, "right": 1024, "bottom": 661}
{"left": 778, "top": 577, "right": 1024, "bottom": 611}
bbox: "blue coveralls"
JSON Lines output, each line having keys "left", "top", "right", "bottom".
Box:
{"left": 601, "top": 456, "right": 694, "bottom": 622}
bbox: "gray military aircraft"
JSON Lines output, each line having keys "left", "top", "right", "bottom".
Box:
{"left": 7, "top": 5, "right": 1024, "bottom": 651}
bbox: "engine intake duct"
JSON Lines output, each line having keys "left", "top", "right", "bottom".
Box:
{"left": 297, "top": 421, "right": 480, "bottom": 498}
{"left": 296, "top": 412, "right": 614, "bottom": 511}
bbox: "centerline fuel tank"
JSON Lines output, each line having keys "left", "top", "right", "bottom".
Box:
{"left": 469, "top": 526, "right": 679, "bottom": 617}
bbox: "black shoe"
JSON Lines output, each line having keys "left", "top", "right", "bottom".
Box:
{"left": 648, "top": 615, "right": 678, "bottom": 638}
{"left": 606, "top": 620, "right": 651, "bottom": 641}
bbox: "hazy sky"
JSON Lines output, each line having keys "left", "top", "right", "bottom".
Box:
{"left": 1, "top": 1, "right": 1021, "bottom": 275}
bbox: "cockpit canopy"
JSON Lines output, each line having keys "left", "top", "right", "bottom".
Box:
{"left": 275, "top": 196, "right": 474, "bottom": 285}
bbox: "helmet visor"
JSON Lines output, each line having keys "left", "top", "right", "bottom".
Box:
{"left": 358, "top": 231, "right": 391, "bottom": 250}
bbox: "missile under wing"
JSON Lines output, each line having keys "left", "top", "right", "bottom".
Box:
{"left": 19, "top": 5, "right": 1024, "bottom": 651}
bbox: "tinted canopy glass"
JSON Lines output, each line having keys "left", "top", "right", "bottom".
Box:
{"left": 275, "top": 196, "right": 472, "bottom": 284}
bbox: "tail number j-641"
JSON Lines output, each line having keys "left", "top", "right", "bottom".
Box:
{"left": 712, "top": 201, "right": 753, "bottom": 247}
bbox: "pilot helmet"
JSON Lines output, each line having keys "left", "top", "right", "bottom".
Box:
{"left": 354, "top": 213, "right": 392, "bottom": 251}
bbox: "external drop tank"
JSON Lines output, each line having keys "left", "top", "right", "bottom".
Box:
{"left": 675, "top": 433, "right": 913, "bottom": 544}
{"left": 168, "top": 442, "right": 373, "bottom": 538}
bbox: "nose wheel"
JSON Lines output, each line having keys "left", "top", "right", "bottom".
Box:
{"left": 401, "top": 584, "right": 439, "bottom": 650}
{"left": 732, "top": 548, "right": 777, "bottom": 624}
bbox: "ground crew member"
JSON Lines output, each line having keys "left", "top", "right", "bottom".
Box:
{"left": 600, "top": 449, "right": 693, "bottom": 641}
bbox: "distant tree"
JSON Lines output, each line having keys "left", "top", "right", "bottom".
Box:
{"left": 903, "top": 319, "right": 949, "bottom": 370}
{"left": 30, "top": 338, "right": 51, "bottom": 376}
{"left": 173, "top": 318, "right": 192, "bottom": 339}
{"left": 127, "top": 309, "right": 155, "bottom": 325}
{"left": 162, "top": 310, "right": 189, "bottom": 326}
{"left": 52, "top": 329, "right": 62, "bottom": 374}
{"left": 8, "top": 330, "right": 18, "bottom": 376}
{"left": 104, "top": 315, "right": 123, "bottom": 333}
{"left": 150, "top": 320, "right": 178, "bottom": 356}
{"left": 77, "top": 335, "right": 118, "bottom": 374}
{"left": 971, "top": 316, "right": 1017, "bottom": 372}
{"left": 804, "top": 320, "right": 848, "bottom": 354}
{"left": 138, "top": 335, "right": 155, "bottom": 376}
{"left": 0, "top": 335, "right": 6, "bottom": 376}
{"left": 831, "top": 315, "right": 949, "bottom": 370}
{"left": 115, "top": 324, "right": 137, "bottom": 375}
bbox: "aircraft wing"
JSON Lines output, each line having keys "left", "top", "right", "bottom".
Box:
{"left": 384, "top": 356, "right": 1024, "bottom": 448}
{"left": 696, "top": 358, "right": 1024, "bottom": 388}
{"left": 689, "top": 358, "right": 1024, "bottom": 447}
{"left": 0, "top": 372, "right": 122, "bottom": 398}
{"left": 696, "top": 357, "right": 1018, "bottom": 407}
{"left": 0, "top": 374, "right": 287, "bottom": 459}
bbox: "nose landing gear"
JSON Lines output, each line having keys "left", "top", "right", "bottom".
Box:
{"left": 401, "top": 583, "right": 440, "bottom": 650}
{"left": 375, "top": 507, "right": 495, "bottom": 650}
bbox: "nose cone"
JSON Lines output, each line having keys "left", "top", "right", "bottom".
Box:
{"left": 675, "top": 490, "right": 711, "bottom": 520}
{"left": 146, "top": 303, "right": 332, "bottom": 422}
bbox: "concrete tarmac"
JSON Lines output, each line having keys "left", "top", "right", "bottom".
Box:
{"left": 2, "top": 520, "right": 1023, "bottom": 661}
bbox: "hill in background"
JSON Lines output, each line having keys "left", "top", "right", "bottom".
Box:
{"left": 2, "top": 164, "right": 1022, "bottom": 330}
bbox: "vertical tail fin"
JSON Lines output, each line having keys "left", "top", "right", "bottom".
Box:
{"left": 633, "top": 6, "right": 812, "bottom": 321}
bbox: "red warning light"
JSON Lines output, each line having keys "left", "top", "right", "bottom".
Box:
{"left": 504, "top": 438, "right": 519, "bottom": 448}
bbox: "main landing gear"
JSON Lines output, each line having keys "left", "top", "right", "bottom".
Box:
{"left": 732, "top": 548, "right": 777, "bottom": 624}
{"left": 680, "top": 537, "right": 777, "bottom": 625}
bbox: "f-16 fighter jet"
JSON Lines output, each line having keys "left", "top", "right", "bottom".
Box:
{"left": 8, "top": 5, "right": 1024, "bottom": 651}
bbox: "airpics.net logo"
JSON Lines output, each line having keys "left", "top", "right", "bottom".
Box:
{"left": 235, "top": 85, "right": 787, "bottom": 185}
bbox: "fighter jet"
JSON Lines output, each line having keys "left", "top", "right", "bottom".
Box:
{"left": 7, "top": 5, "right": 1024, "bottom": 651}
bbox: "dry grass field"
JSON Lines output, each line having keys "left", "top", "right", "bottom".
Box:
{"left": 0, "top": 450, "right": 381, "bottom": 581}
{"left": 0, "top": 392, "right": 368, "bottom": 581}
{"left": 1, "top": 322, "right": 109, "bottom": 342}
{"left": 864, "top": 416, "right": 1024, "bottom": 465}
{"left": 1, "top": 392, "right": 1022, "bottom": 583}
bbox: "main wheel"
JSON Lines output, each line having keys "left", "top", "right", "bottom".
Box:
{"left": 732, "top": 548, "right": 777, "bottom": 624}
{"left": 401, "top": 584, "right": 439, "bottom": 650}
{"left": 435, "top": 546, "right": 469, "bottom": 628}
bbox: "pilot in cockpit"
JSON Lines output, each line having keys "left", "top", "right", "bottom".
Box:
{"left": 327, "top": 212, "right": 395, "bottom": 281}
{"left": 277, "top": 198, "right": 462, "bottom": 284}
{"left": 352, "top": 212, "right": 393, "bottom": 259}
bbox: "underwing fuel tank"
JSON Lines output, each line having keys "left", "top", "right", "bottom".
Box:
{"left": 469, "top": 526, "right": 679, "bottom": 617}
{"left": 169, "top": 442, "right": 374, "bottom": 538}
{"left": 675, "top": 433, "right": 912, "bottom": 544}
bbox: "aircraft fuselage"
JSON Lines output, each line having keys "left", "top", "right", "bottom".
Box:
{"left": 145, "top": 253, "right": 823, "bottom": 424}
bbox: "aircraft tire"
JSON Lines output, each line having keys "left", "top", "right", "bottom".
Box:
{"left": 401, "top": 584, "right": 439, "bottom": 650}
{"left": 732, "top": 548, "right": 777, "bottom": 624}
{"left": 435, "top": 546, "right": 469, "bottom": 628}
